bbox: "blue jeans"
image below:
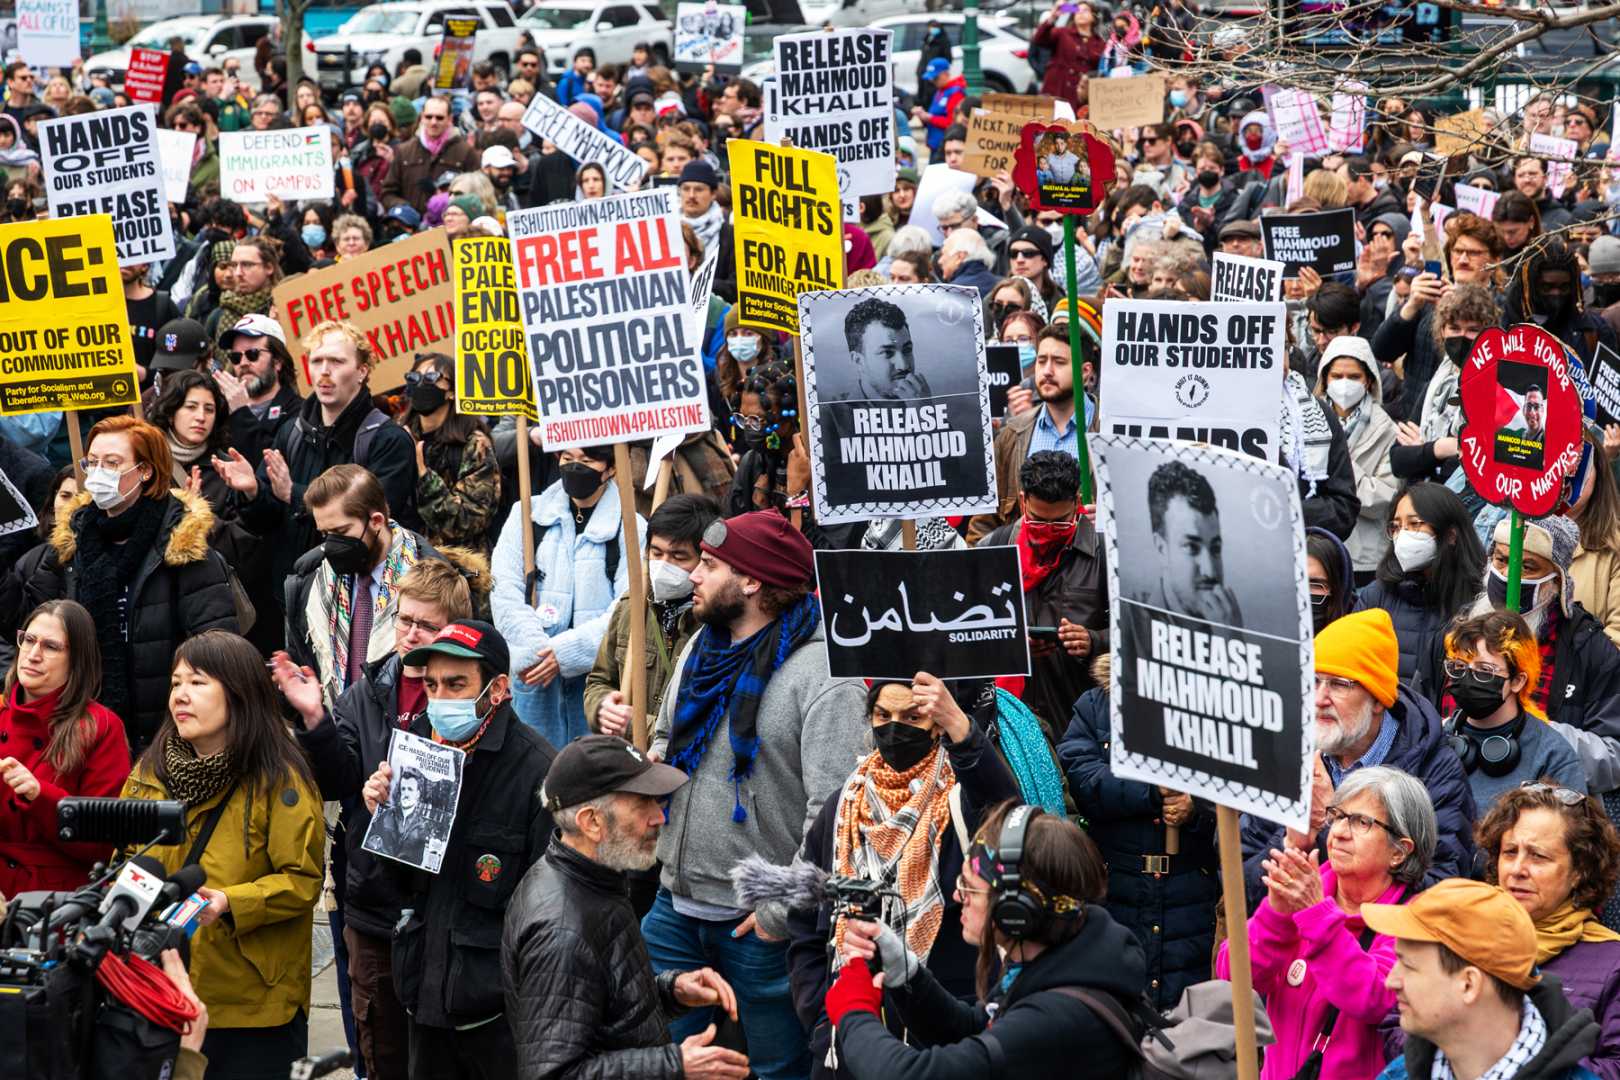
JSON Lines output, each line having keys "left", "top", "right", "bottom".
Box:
{"left": 641, "top": 888, "right": 810, "bottom": 1080}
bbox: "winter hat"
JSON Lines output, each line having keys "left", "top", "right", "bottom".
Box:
{"left": 679, "top": 160, "right": 719, "bottom": 189}
{"left": 1588, "top": 235, "right": 1620, "bottom": 276}
{"left": 655, "top": 91, "right": 686, "bottom": 120}
{"left": 424, "top": 192, "right": 449, "bottom": 228}
{"left": 1492, "top": 515, "right": 1578, "bottom": 615}
{"left": 449, "top": 194, "right": 483, "bottom": 220}
{"left": 700, "top": 511, "right": 814, "bottom": 588}
{"left": 897, "top": 166, "right": 920, "bottom": 186}
{"left": 89, "top": 87, "right": 116, "bottom": 109}
{"left": 1371, "top": 212, "right": 1411, "bottom": 248}
{"left": 388, "top": 96, "right": 418, "bottom": 129}
{"left": 1314, "top": 608, "right": 1399, "bottom": 707}
{"left": 1007, "top": 224, "right": 1055, "bottom": 266}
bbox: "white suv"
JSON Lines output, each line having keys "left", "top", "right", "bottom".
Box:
{"left": 312, "top": 1, "right": 524, "bottom": 91}
{"left": 516, "top": 1, "right": 673, "bottom": 76}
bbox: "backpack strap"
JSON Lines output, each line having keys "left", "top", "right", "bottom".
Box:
{"left": 1048, "top": 987, "right": 1147, "bottom": 1062}
{"left": 524, "top": 519, "right": 550, "bottom": 607}
{"left": 948, "top": 783, "right": 971, "bottom": 853}
{"left": 351, "top": 408, "right": 391, "bottom": 470}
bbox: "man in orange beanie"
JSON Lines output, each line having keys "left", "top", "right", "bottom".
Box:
{"left": 1239, "top": 607, "right": 1478, "bottom": 909}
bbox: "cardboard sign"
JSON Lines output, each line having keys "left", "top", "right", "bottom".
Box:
{"left": 1086, "top": 74, "right": 1166, "bottom": 132}
{"left": 981, "top": 92, "right": 1060, "bottom": 119}
{"left": 1591, "top": 343, "right": 1620, "bottom": 429}
{"left": 727, "top": 140, "right": 842, "bottom": 335}
{"left": 522, "top": 93, "right": 648, "bottom": 193}
{"left": 0, "top": 215, "right": 138, "bottom": 415}
{"left": 273, "top": 227, "right": 455, "bottom": 394}
{"left": 1099, "top": 299, "right": 1286, "bottom": 460}
{"left": 156, "top": 128, "right": 197, "bottom": 205}
{"left": 1211, "top": 253, "right": 1286, "bottom": 303}
{"left": 40, "top": 105, "right": 174, "bottom": 267}
{"left": 771, "top": 28, "right": 895, "bottom": 199}
{"left": 1454, "top": 183, "right": 1499, "bottom": 221}
{"left": 986, "top": 343, "right": 1022, "bottom": 418}
{"left": 219, "top": 126, "right": 334, "bottom": 205}
{"left": 817, "top": 547, "right": 1031, "bottom": 680}
{"left": 799, "top": 283, "right": 996, "bottom": 525}
{"left": 1013, "top": 122, "right": 1115, "bottom": 216}
{"left": 508, "top": 188, "right": 709, "bottom": 449}
{"left": 962, "top": 110, "right": 1028, "bottom": 180}
{"left": 16, "top": 0, "right": 77, "bottom": 67}
{"left": 675, "top": 2, "right": 746, "bottom": 73}
{"left": 1261, "top": 208, "right": 1356, "bottom": 277}
{"left": 1094, "top": 434, "right": 1314, "bottom": 833}
{"left": 452, "top": 236, "right": 533, "bottom": 420}
{"left": 1434, "top": 109, "right": 1491, "bottom": 157}
{"left": 124, "top": 48, "right": 170, "bottom": 105}
{"left": 1458, "top": 324, "right": 1583, "bottom": 517}
{"left": 433, "top": 17, "right": 478, "bottom": 91}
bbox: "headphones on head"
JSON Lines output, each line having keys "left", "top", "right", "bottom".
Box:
{"left": 1445, "top": 711, "right": 1525, "bottom": 777}
{"left": 985, "top": 805, "right": 1081, "bottom": 939}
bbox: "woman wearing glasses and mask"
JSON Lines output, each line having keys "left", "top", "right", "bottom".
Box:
{"left": 1219, "top": 766, "right": 1436, "bottom": 1080}
{"left": 0, "top": 600, "right": 129, "bottom": 899}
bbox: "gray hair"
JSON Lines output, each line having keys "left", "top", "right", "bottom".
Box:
{"left": 930, "top": 189, "right": 979, "bottom": 224}
{"left": 555, "top": 793, "right": 617, "bottom": 836}
{"left": 943, "top": 227, "right": 993, "bottom": 269}
{"left": 1330, "top": 766, "right": 1436, "bottom": 887}
{"left": 888, "top": 225, "right": 934, "bottom": 259}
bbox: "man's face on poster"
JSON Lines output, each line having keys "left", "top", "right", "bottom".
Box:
{"left": 852, "top": 319, "right": 921, "bottom": 399}
{"left": 1154, "top": 495, "right": 1225, "bottom": 611}
{"left": 399, "top": 775, "right": 420, "bottom": 813}
{"left": 1523, "top": 387, "right": 1544, "bottom": 435}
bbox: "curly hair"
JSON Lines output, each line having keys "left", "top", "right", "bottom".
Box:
{"left": 1431, "top": 283, "right": 1499, "bottom": 349}
{"left": 1477, "top": 779, "right": 1620, "bottom": 915}
{"left": 148, "top": 370, "right": 232, "bottom": 456}
{"left": 1148, "top": 460, "right": 1217, "bottom": 536}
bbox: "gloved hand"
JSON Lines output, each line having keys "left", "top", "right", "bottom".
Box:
{"left": 868, "top": 921, "right": 923, "bottom": 987}
{"left": 825, "top": 956, "right": 882, "bottom": 1026}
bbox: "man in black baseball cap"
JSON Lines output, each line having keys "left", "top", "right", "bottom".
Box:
{"left": 503, "top": 735, "right": 747, "bottom": 1080}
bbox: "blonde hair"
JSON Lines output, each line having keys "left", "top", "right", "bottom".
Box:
{"left": 300, "top": 320, "right": 374, "bottom": 369}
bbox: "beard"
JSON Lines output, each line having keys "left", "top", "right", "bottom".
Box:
{"left": 597, "top": 815, "right": 659, "bottom": 872}
{"left": 244, "top": 370, "right": 274, "bottom": 396}
{"left": 695, "top": 577, "right": 748, "bottom": 629}
{"left": 1317, "top": 695, "right": 1376, "bottom": 758}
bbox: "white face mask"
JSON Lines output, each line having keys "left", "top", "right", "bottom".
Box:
{"left": 1392, "top": 529, "right": 1437, "bottom": 573}
{"left": 1325, "top": 377, "right": 1367, "bottom": 410}
{"left": 83, "top": 465, "right": 136, "bottom": 510}
{"left": 647, "top": 558, "right": 694, "bottom": 603}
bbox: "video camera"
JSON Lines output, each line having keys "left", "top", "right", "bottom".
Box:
{"left": 0, "top": 797, "right": 206, "bottom": 1080}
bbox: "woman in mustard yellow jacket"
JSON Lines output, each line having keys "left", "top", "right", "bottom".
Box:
{"left": 121, "top": 629, "right": 324, "bottom": 1080}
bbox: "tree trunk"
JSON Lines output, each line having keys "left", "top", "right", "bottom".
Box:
{"left": 280, "top": 0, "right": 310, "bottom": 93}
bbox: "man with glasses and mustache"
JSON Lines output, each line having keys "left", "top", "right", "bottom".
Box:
{"left": 2, "top": 62, "right": 38, "bottom": 149}
{"left": 215, "top": 314, "right": 301, "bottom": 462}
{"left": 1240, "top": 608, "right": 1477, "bottom": 908}
{"left": 380, "top": 95, "right": 479, "bottom": 215}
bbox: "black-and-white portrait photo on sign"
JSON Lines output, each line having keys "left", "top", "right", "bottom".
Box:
{"left": 1093, "top": 434, "right": 1314, "bottom": 831}
{"left": 362, "top": 728, "right": 465, "bottom": 873}
{"left": 800, "top": 283, "right": 996, "bottom": 525}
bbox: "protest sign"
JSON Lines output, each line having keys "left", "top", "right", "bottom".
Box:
{"left": 817, "top": 547, "right": 1031, "bottom": 679}
{"left": 453, "top": 236, "right": 533, "bottom": 419}
{"left": 1099, "top": 299, "right": 1285, "bottom": 461}
{"left": 799, "top": 284, "right": 995, "bottom": 525}
{"left": 40, "top": 105, "right": 174, "bottom": 267}
{"left": 1261, "top": 208, "right": 1356, "bottom": 277}
{"left": 219, "top": 126, "right": 334, "bottom": 204}
{"left": 362, "top": 728, "right": 464, "bottom": 874}
{"left": 1267, "top": 88, "right": 1329, "bottom": 157}
{"left": 1591, "top": 343, "right": 1620, "bottom": 428}
{"left": 1529, "top": 132, "right": 1578, "bottom": 198}
{"left": 962, "top": 110, "right": 1028, "bottom": 179}
{"left": 909, "top": 163, "right": 977, "bottom": 245}
{"left": 986, "top": 344, "right": 1022, "bottom": 418}
{"left": 0, "top": 461, "right": 36, "bottom": 538}
{"left": 688, "top": 240, "right": 720, "bottom": 344}
{"left": 727, "top": 140, "right": 842, "bottom": 335}
{"left": 509, "top": 188, "right": 709, "bottom": 448}
{"left": 522, "top": 93, "right": 649, "bottom": 193}
{"left": 675, "top": 2, "right": 746, "bottom": 72}
{"left": 1087, "top": 74, "right": 1166, "bottom": 132}
{"left": 1458, "top": 324, "right": 1583, "bottom": 518}
{"left": 0, "top": 20, "right": 16, "bottom": 64}
{"left": 1328, "top": 91, "right": 1366, "bottom": 152}
{"left": 156, "top": 128, "right": 196, "bottom": 205}
{"left": 274, "top": 227, "right": 454, "bottom": 394}
{"left": 1095, "top": 434, "right": 1313, "bottom": 832}
{"left": 1014, "top": 122, "right": 1115, "bottom": 216}
{"left": 1454, "top": 182, "right": 1499, "bottom": 220}
{"left": 982, "top": 91, "right": 1059, "bottom": 118}
{"left": 433, "top": 16, "right": 478, "bottom": 90}
{"left": 16, "top": 0, "right": 76, "bottom": 67}
{"left": 1434, "top": 108, "right": 1490, "bottom": 157}
{"left": 1211, "top": 253, "right": 1285, "bottom": 303}
{"left": 772, "top": 28, "right": 895, "bottom": 199}
{"left": 124, "top": 48, "right": 170, "bottom": 105}
{"left": 0, "top": 215, "right": 138, "bottom": 415}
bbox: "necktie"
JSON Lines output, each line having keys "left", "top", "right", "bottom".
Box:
{"left": 348, "top": 574, "right": 373, "bottom": 688}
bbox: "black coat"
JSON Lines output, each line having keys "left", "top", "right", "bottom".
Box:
{"left": 1373, "top": 305, "right": 1440, "bottom": 431}
{"left": 224, "top": 383, "right": 302, "bottom": 466}
{"left": 1391, "top": 974, "right": 1598, "bottom": 1080}
{"left": 501, "top": 837, "right": 687, "bottom": 1080}
{"left": 1296, "top": 399, "right": 1361, "bottom": 541}
{"left": 389, "top": 701, "right": 556, "bottom": 1029}
{"left": 834, "top": 903, "right": 1148, "bottom": 1080}
{"left": 1355, "top": 575, "right": 1455, "bottom": 688}
{"left": 1059, "top": 685, "right": 1218, "bottom": 1010}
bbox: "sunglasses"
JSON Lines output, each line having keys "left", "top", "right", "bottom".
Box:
{"left": 1010, "top": 248, "right": 1042, "bottom": 259}
{"left": 227, "top": 348, "right": 270, "bottom": 364}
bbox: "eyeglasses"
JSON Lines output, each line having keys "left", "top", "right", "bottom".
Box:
{"left": 1519, "top": 781, "right": 1585, "bottom": 805}
{"left": 77, "top": 457, "right": 128, "bottom": 472}
{"left": 404, "top": 369, "right": 447, "bottom": 388}
{"left": 227, "top": 348, "right": 269, "bottom": 364}
{"left": 1384, "top": 521, "right": 1434, "bottom": 539}
{"left": 939, "top": 219, "right": 966, "bottom": 234}
{"left": 12, "top": 74, "right": 33, "bottom": 83}
{"left": 422, "top": 112, "right": 450, "bottom": 122}
{"left": 1325, "top": 805, "right": 1402, "bottom": 839}
{"left": 1369, "top": 229, "right": 1395, "bottom": 241}
{"left": 731, "top": 413, "right": 765, "bottom": 432}
{"left": 1313, "top": 675, "right": 1360, "bottom": 695}
{"left": 16, "top": 630, "right": 65, "bottom": 657}
{"left": 1442, "top": 659, "right": 1509, "bottom": 683}
{"left": 1140, "top": 136, "right": 1161, "bottom": 145}
{"left": 954, "top": 873, "right": 988, "bottom": 898}
{"left": 396, "top": 614, "right": 442, "bottom": 636}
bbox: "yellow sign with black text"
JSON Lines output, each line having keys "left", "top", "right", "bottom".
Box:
{"left": 726, "top": 140, "right": 842, "bottom": 335}
{"left": 453, "top": 236, "right": 536, "bottom": 419}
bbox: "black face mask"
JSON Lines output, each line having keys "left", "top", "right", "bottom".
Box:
{"left": 560, "top": 461, "right": 606, "bottom": 501}
{"left": 323, "top": 528, "right": 375, "bottom": 576}
{"left": 1443, "top": 335, "right": 1474, "bottom": 367}
{"left": 5, "top": 197, "right": 26, "bottom": 217}
{"left": 1197, "top": 169, "right": 1221, "bottom": 188}
{"left": 368, "top": 122, "right": 389, "bottom": 141}
{"left": 736, "top": 427, "right": 768, "bottom": 452}
{"left": 873, "top": 722, "right": 937, "bottom": 772}
{"left": 408, "top": 382, "right": 447, "bottom": 414}
{"left": 989, "top": 301, "right": 1021, "bottom": 328}
{"left": 1448, "top": 673, "right": 1509, "bottom": 721}
{"left": 1594, "top": 282, "right": 1620, "bottom": 310}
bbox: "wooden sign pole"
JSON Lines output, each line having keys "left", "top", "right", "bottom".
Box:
{"left": 1217, "top": 805, "right": 1260, "bottom": 1080}
{"left": 514, "top": 415, "right": 536, "bottom": 591}
{"left": 66, "top": 412, "right": 86, "bottom": 483}
{"left": 614, "top": 441, "right": 649, "bottom": 750}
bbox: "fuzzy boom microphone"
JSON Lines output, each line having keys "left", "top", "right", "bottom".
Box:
{"left": 730, "top": 854, "right": 835, "bottom": 912}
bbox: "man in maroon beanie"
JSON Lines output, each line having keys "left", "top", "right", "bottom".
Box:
{"left": 641, "top": 511, "right": 867, "bottom": 1079}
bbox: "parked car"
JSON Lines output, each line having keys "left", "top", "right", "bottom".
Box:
{"left": 516, "top": 1, "right": 673, "bottom": 75}
{"left": 83, "top": 14, "right": 275, "bottom": 90}
{"left": 311, "top": 0, "right": 523, "bottom": 91}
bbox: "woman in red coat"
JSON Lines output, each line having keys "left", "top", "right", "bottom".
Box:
{"left": 0, "top": 599, "right": 130, "bottom": 897}
{"left": 1032, "top": 0, "right": 1105, "bottom": 110}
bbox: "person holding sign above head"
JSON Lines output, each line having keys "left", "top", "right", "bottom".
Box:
{"left": 1241, "top": 609, "right": 1478, "bottom": 908}
{"left": 1315, "top": 336, "right": 1399, "bottom": 583}
{"left": 1031, "top": 1, "right": 1105, "bottom": 110}
{"left": 360, "top": 619, "right": 557, "bottom": 1080}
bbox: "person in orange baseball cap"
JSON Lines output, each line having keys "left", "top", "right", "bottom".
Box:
{"left": 1364, "top": 878, "right": 1601, "bottom": 1080}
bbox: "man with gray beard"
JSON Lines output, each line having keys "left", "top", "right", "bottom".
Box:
{"left": 216, "top": 313, "right": 303, "bottom": 463}
{"left": 1240, "top": 608, "right": 1476, "bottom": 909}
{"left": 503, "top": 735, "right": 751, "bottom": 1080}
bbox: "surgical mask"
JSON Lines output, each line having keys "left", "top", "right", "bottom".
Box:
{"left": 1017, "top": 341, "right": 1037, "bottom": 368}
{"left": 648, "top": 558, "right": 694, "bottom": 602}
{"left": 560, "top": 461, "right": 606, "bottom": 501}
{"left": 1169, "top": 89, "right": 1189, "bottom": 109}
{"left": 84, "top": 465, "right": 136, "bottom": 511}
{"left": 408, "top": 382, "right": 447, "bottom": 414}
{"left": 1486, "top": 565, "right": 1556, "bottom": 612}
{"left": 323, "top": 529, "right": 376, "bottom": 576}
{"left": 873, "top": 722, "right": 937, "bottom": 773}
{"left": 727, "top": 333, "right": 759, "bottom": 362}
{"left": 368, "top": 122, "right": 389, "bottom": 141}
{"left": 1392, "top": 529, "right": 1437, "bottom": 572}
{"left": 301, "top": 224, "right": 326, "bottom": 249}
{"left": 427, "top": 682, "right": 491, "bottom": 742}
{"left": 1449, "top": 673, "right": 1509, "bottom": 721}
{"left": 1046, "top": 223, "right": 1064, "bottom": 244}
{"left": 1374, "top": 178, "right": 1389, "bottom": 192}
{"left": 1325, "top": 377, "right": 1367, "bottom": 410}
{"left": 1444, "top": 335, "right": 1474, "bottom": 367}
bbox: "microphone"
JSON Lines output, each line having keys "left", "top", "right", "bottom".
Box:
{"left": 162, "top": 864, "right": 208, "bottom": 906}
{"left": 730, "top": 854, "right": 835, "bottom": 912}
{"left": 97, "top": 856, "right": 168, "bottom": 931}
{"left": 57, "top": 798, "right": 185, "bottom": 845}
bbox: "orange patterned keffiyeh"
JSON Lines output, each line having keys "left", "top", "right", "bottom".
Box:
{"left": 831, "top": 744, "right": 955, "bottom": 969}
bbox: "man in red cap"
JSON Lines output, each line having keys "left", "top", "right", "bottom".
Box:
{"left": 641, "top": 511, "right": 868, "bottom": 1080}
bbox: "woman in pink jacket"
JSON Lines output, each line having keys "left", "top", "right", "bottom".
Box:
{"left": 1219, "top": 766, "right": 1437, "bottom": 1080}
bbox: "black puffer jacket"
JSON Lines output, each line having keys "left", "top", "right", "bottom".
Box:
{"left": 1356, "top": 575, "right": 1456, "bottom": 688}
{"left": 501, "top": 836, "right": 687, "bottom": 1080}
{"left": 834, "top": 903, "right": 1148, "bottom": 1080}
